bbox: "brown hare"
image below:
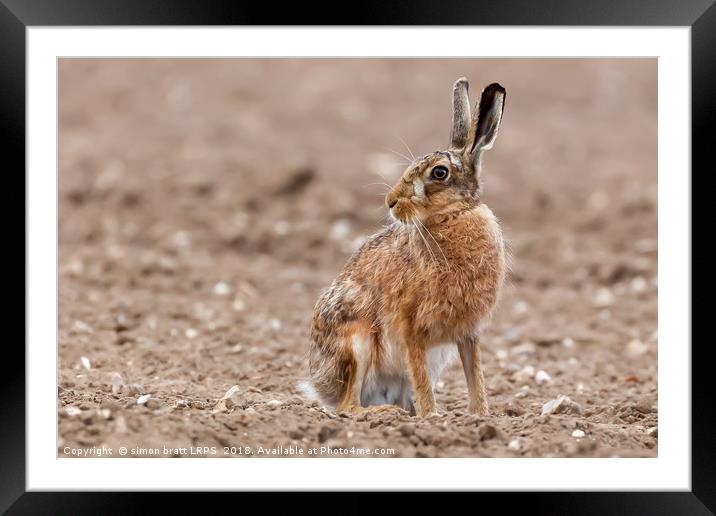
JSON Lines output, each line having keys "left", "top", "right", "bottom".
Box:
{"left": 299, "top": 78, "right": 506, "bottom": 417}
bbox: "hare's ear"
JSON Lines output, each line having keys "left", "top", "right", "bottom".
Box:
{"left": 450, "top": 77, "right": 471, "bottom": 150}
{"left": 467, "top": 83, "right": 505, "bottom": 162}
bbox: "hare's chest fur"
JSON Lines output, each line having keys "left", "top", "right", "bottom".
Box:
{"left": 404, "top": 204, "right": 505, "bottom": 340}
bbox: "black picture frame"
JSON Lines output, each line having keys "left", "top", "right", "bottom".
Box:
{"left": 3, "top": 0, "right": 708, "bottom": 512}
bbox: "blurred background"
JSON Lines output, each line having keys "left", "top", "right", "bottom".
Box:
{"left": 58, "top": 59, "right": 658, "bottom": 458}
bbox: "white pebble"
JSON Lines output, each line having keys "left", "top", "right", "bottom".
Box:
{"left": 185, "top": 328, "right": 199, "bottom": 339}
{"left": 266, "top": 399, "right": 282, "bottom": 408}
{"left": 73, "top": 320, "right": 93, "bottom": 333}
{"left": 572, "top": 429, "right": 585, "bottom": 438}
{"left": 541, "top": 394, "right": 581, "bottom": 416}
{"left": 64, "top": 406, "right": 82, "bottom": 417}
{"left": 512, "top": 365, "right": 535, "bottom": 383}
{"left": 98, "top": 408, "right": 112, "bottom": 419}
{"left": 80, "top": 356, "right": 91, "bottom": 371}
{"left": 562, "top": 337, "right": 575, "bottom": 349}
{"left": 330, "top": 219, "right": 352, "bottom": 241}
{"left": 625, "top": 339, "right": 648, "bottom": 357}
{"left": 593, "top": 287, "right": 615, "bottom": 307}
{"left": 347, "top": 431, "right": 354, "bottom": 439}
{"left": 495, "top": 349, "right": 508, "bottom": 360}
{"left": 576, "top": 383, "right": 585, "bottom": 393}
{"left": 232, "top": 297, "right": 246, "bottom": 311}
{"left": 513, "top": 301, "right": 529, "bottom": 316}
{"left": 270, "top": 318, "right": 282, "bottom": 331}
{"left": 171, "top": 231, "right": 191, "bottom": 248}
{"left": 111, "top": 372, "right": 123, "bottom": 394}
{"left": 213, "top": 282, "right": 232, "bottom": 296}
{"left": 273, "top": 221, "right": 290, "bottom": 235}
{"left": 567, "top": 357, "right": 579, "bottom": 366}
{"left": 435, "top": 381, "right": 445, "bottom": 390}
{"left": 630, "top": 276, "right": 647, "bottom": 293}
{"left": 507, "top": 438, "right": 521, "bottom": 451}
{"left": 137, "top": 394, "right": 151, "bottom": 405}
{"left": 535, "top": 370, "right": 552, "bottom": 385}
{"left": 221, "top": 385, "right": 241, "bottom": 400}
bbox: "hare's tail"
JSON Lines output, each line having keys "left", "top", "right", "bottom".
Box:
{"left": 296, "top": 380, "right": 319, "bottom": 400}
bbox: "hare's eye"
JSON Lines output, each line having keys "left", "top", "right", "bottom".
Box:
{"left": 431, "top": 166, "right": 449, "bottom": 181}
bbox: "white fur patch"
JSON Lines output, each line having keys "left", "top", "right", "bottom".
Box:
{"left": 413, "top": 178, "right": 425, "bottom": 199}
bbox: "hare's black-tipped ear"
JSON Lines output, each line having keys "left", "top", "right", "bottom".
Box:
{"left": 450, "top": 77, "right": 471, "bottom": 150}
{"left": 467, "top": 83, "right": 506, "bottom": 159}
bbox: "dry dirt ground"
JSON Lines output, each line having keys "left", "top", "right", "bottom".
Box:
{"left": 58, "top": 59, "right": 657, "bottom": 458}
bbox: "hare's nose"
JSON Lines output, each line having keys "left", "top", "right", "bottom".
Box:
{"left": 387, "top": 198, "right": 398, "bottom": 209}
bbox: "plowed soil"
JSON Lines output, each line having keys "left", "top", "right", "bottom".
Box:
{"left": 58, "top": 58, "right": 657, "bottom": 458}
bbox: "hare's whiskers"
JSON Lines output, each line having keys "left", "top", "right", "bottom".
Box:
{"left": 383, "top": 147, "right": 413, "bottom": 164}
{"left": 411, "top": 219, "right": 438, "bottom": 267}
{"left": 416, "top": 218, "right": 450, "bottom": 270}
{"left": 397, "top": 135, "right": 416, "bottom": 161}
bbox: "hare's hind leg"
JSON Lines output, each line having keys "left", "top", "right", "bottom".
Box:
{"left": 335, "top": 332, "right": 375, "bottom": 414}
{"left": 457, "top": 334, "right": 489, "bottom": 416}
{"left": 335, "top": 332, "right": 408, "bottom": 416}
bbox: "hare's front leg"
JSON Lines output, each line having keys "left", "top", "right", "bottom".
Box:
{"left": 405, "top": 339, "right": 437, "bottom": 417}
{"left": 457, "top": 334, "right": 489, "bottom": 416}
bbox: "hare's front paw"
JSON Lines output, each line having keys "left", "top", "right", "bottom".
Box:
{"left": 468, "top": 401, "right": 489, "bottom": 417}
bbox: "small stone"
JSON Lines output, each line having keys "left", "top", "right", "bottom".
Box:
{"left": 504, "top": 400, "right": 525, "bottom": 416}
{"left": 512, "top": 365, "right": 535, "bottom": 383}
{"left": 126, "top": 383, "right": 143, "bottom": 395}
{"left": 80, "top": 356, "right": 91, "bottom": 371}
{"left": 535, "top": 370, "right": 552, "bottom": 385}
{"left": 145, "top": 398, "right": 162, "bottom": 409}
{"left": 513, "top": 301, "right": 529, "bottom": 316}
{"left": 346, "top": 431, "right": 354, "bottom": 439}
{"left": 213, "top": 282, "right": 232, "bottom": 296}
{"left": 72, "top": 320, "right": 93, "bottom": 333}
{"left": 572, "top": 429, "right": 586, "bottom": 438}
{"left": 115, "top": 312, "right": 131, "bottom": 331}
{"left": 541, "top": 394, "right": 582, "bottom": 416}
{"left": 330, "top": 219, "right": 351, "bottom": 241}
{"left": 562, "top": 337, "right": 575, "bottom": 349}
{"left": 647, "top": 426, "right": 658, "bottom": 437}
{"left": 136, "top": 394, "right": 151, "bottom": 405}
{"left": 507, "top": 438, "right": 521, "bottom": 451}
{"left": 269, "top": 319, "right": 282, "bottom": 331}
{"left": 435, "top": 381, "right": 445, "bottom": 390}
{"left": 98, "top": 408, "right": 112, "bottom": 419}
{"left": 495, "top": 349, "right": 508, "bottom": 360}
{"left": 111, "top": 372, "right": 123, "bottom": 394}
{"left": 631, "top": 276, "right": 647, "bottom": 293}
{"left": 503, "top": 327, "right": 522, "bottom": 342}
{"left": 593, "top": 287, "right": 615, "bottom": 307}
{"left": 510, "top": 342, "right": 537, "bottom": 356}
{"left": 625, "top": 339, "right": 648, "bottom": 357}
{"left": 64, "top": 406, "right": 82, "bottom": 417}
{"left": 185, "top": 328, "right": 199, "bottom": 339}
{"left": 273, "top": 221, "right": 290, "bottom": 235}
{"left": 266, "top": 399, "right": 282, "bottom": 408}
{"left": 477, "top": 424, "right": 498, "bottom": 441}
{"left": 398, "top": 424, "right": 415, "bottom": 437}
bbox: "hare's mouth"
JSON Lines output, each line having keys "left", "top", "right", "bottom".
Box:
{"left": 389, "top": 199, "right": 419, "bottom": 223}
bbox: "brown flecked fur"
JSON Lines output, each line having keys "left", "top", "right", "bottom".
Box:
{"left": 301, "top": 78, "right": 507, "bottom": 417}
